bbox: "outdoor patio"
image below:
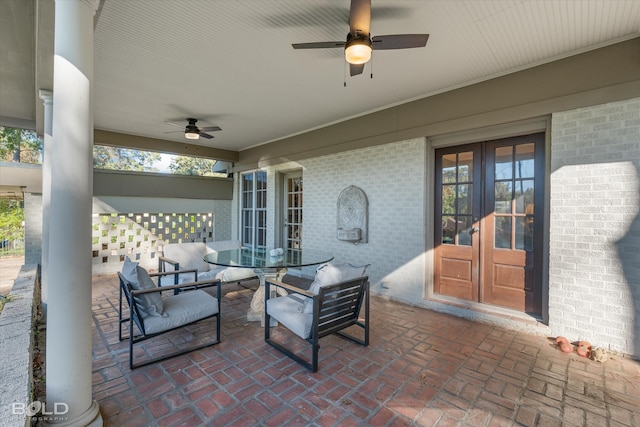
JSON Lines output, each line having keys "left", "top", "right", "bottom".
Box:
{"left": 89, "top": 273, "right": 640, "bottom": 426}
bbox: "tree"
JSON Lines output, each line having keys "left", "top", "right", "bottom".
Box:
{"left": 0, "top": 126, "right": 43, "bottom": 163}
{"left": 93, "top": 145, "right": 161, "bottom": 172}
{"left": 168, "top": 156, "right": 221, "bottom": 176}
{"left": 0, "top": 199, "right": 24, "bottom": 252}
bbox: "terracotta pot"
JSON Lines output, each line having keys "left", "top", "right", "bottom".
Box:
{"left": 576, "top": 341, "right": 592, "bottom": 357}
{"left": 556, "top": 336, "right": 573, "bottom": 353}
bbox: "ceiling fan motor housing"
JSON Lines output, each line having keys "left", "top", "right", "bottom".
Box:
{"left": 184, "top": 121, "right": 200, "bottom": 139}
{"left": 345, "top": 32, "right": 372, "bottom": 64}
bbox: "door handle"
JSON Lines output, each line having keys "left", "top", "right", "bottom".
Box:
{"left": 469, "top": 227, "right": 479, "bottom": 235}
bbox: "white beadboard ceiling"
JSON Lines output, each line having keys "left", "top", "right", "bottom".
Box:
{"left": 3, "top": 1, "right": 640, "bottom": 154}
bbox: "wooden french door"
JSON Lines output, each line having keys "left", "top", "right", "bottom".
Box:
{"left": 434, "top": 145, "right": 482, "bottom": 301}
{"left": 434, "top": 133, "right": 544, "bottom": 314}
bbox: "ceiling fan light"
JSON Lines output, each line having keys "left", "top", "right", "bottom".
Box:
{"left": 185, "top": 130, "right": 200, "bottom": 140}
{"left": 345, "top": 38, "right": 372, "bottom": 64}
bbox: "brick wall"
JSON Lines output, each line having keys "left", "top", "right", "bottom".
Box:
{"left": 550, "top": 97, "right": 640, "bottom": 357}
{"left": 281, "top": 103, "right": 640, "bottom": 356}
{"left": 213, "top": 200, "right": 233, "bottom": 241}
{"left": 23, "top": 193, "right": 42, "bottom": 265}
{"left": 294, "top": 138, "right": 427, "bottom": 300}
{"left": 253, "top": 139, "right": 552, "bottom": 335}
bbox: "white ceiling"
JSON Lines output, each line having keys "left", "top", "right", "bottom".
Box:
{"left": 2, "top": 1, "right": 640, "bottom": 154}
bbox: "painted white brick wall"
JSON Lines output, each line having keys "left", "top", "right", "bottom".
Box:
{"left": 550, "top": 97, "right": 640, "bottom": 358}
{"left": 252, "top": 138, "right": 551, "bottom": 335}
{"left": 213, "top": 200, "right": 233, "bottom": 241}
{"left": 231, "top": 99, "right": 639, "bottom": 356}
{"left": 23, "top": 193, "right": 42, "bottom": 265}
{"left": 239, "top": 140, "right": 428, "bottom": 302}
{"left": 297, "top": 138, "right": 427, "bottom": 300}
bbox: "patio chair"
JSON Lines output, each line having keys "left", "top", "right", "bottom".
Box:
{"left": 264, "top": 263, "right": 369, "bottom": 372}
{"left": 158, "top": 241, "right": 257, "bottom": 291}
{"left": 118, "top": 257, "right": 222, "bottom": 369}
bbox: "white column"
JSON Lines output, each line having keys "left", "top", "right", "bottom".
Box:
{"left": 38, "top": 89, "right": 53, "bottom": 315}
{"left": 46, "top": 0, "right": 102, "bottom": 425}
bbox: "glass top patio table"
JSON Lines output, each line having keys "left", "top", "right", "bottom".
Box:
{"left": 203, "top": 247, "right": 334, "bottom": 323}
{"left": 203, "top": 247, "right": 334, "bottom": 270}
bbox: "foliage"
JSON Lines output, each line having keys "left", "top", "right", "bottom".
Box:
{"left": 168, "top": 156, "right": 222, "bottom": 176}
{"left": 0, "top": 199, "right": 23, "bottom": 233}
{"left": 0, "top": 127, "right": 43, "bottom": 163}
{"left": 94, "top": 145, "right": 161, "bottom": 172}
{"left": 0, "top": 199, "right": 24, "bottom": 255}
{"left": 0, "top": 127, "right": 227, "bottom": 177}
{"left": 0, "top": 295, "right": 14, "bottom": 313}
{"left": 93, "top": 146, "right": 224, "bottom": 177}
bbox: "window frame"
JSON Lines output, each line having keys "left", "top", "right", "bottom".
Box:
{"left": 240, "top": 170, "right": 267, "bottom": 248}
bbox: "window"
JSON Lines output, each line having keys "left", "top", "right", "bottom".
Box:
{"left": 241, "top": 171, "right": 267, "bottom": 248}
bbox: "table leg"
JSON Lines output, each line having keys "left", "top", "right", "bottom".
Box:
{"left": 247, "top": 267, "right": 288, "bottom": 326}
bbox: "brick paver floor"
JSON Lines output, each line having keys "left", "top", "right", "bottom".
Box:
{"left": 90, "top": 273, "right": 640, "bottom": 426}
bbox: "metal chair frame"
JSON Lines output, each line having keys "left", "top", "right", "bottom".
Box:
{"left": 264, "top": 276, "right": 369, "bottom": 372}
{"left": 118, "top": 270, "right": 221, "bottom": 369}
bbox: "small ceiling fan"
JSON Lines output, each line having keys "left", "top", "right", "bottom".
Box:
{"left": 165, "top": 118, "right": 221, "bottom": 140}
{"left": 292, "top": 0, "right": 429, "bottom": 76}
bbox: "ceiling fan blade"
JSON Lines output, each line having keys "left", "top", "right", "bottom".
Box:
{"left": 199, "top": 132, "right": 214, "bottom": 139}
{"left": 164, "top": 120, "right": 184, "bottom": 128}
{"left": 349, "top": 63, "right": 365, "bottom": 76}
{"left": 349, "top": 0, "right": 371, "bottom": 36}
{"left": 199, "top": 126, "right": 221, "bottom": 132}
{"left": 292, "top": 41, "right": 346, "bottom": 49}
{"left": 372, "top": 34, "right": 429, "bottom": 50}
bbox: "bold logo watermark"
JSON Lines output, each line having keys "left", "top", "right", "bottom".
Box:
{"left": 12, "top": 400, "right": 69, "bottom": 421}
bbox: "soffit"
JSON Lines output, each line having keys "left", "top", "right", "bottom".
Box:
{"left": 2, "top": 1, "right": 639, "bottom": 155}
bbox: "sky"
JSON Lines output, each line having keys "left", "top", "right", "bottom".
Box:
{"left": 155, "top": 154, "right": 176, "bottom": 173}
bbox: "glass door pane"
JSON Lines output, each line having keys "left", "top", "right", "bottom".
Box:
{"left": 492, "top": 143, "right": 536, "bottom": 250}
{"left": 440, "top": 151, "right": 474, "bottom": 246}
{"left": 284, "top": 174, "right": 303, "bottom": 250}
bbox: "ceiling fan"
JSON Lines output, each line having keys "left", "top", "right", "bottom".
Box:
{"left": 292, "top": 0, "right": 429, "bottom": 76}
{"left": 165, "top": 118, "right": 221, "bottom": 140}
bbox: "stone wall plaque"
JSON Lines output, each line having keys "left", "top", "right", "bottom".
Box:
{"left": 337, "top": 185, "right": 368, "bottom": 243}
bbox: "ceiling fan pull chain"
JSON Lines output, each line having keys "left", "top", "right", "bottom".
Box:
{"left": 344, "top": 61, "right": 348, "bottom": 87}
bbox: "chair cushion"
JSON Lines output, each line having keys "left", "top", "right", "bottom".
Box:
{"left": 266, "top": 295, "right": 313, "bottom": 339}
{"left": 136, "top": 267, "right": 167, "bottom": 317}
{"left": 301, "top": 262, "right": 368, "bottom": 313}
{"left": 121, "top": 256, "right": 139, "bottom": 284}
{"left": 122, "top": 257, "right": 166, "bottom": 318}
{"left": 159, "top": 269, "right": 198, "bottom": 287}
{"left": 162, "top": 242, "right": 211, "bottom": 273}
{"left": 222, "top": 267, "right": 257, "bottom": 282}
{"left": 178, "top": 266, "right": 255, "bottom": 284}
{"left": 161, "top": 241, "right": 256, "bottom": 285}
{"left": 143, "top": 289, "right": 219, "bottom": 335}
{"left": 192, "top": 268, "right": 225, "bottom": 283}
